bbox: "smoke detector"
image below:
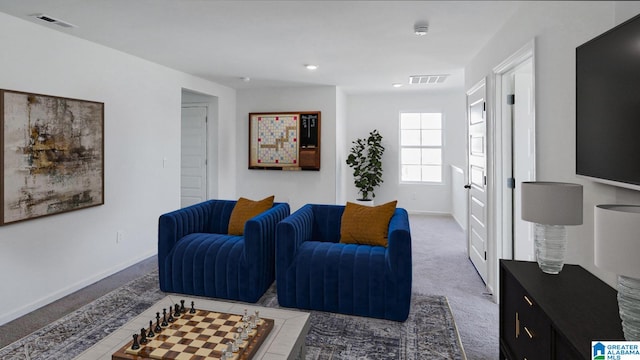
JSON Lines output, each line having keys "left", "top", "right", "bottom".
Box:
{"left": 31, "top": 14, "right": 77, "bottom": 28}
{"left": 408, "top": 74, "right": 449, "bottom": 84}
{"left": 414, "top": 22, "right": 429, "bottom": 36}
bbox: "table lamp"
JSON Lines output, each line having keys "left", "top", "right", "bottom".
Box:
{"left": 521, "top": 181, "right": 583, "bottom": 274}
{"left": 595, "top": 204, "right": 640, "bottom": 341}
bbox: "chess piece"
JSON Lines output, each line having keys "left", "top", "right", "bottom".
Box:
{"left": 233, "top": 333, "right": 239, "bottom": 352}
{"left": 131, "top": 334, "right": 140, "bottom": 350}
{"left": 242, "top": 308, "right": 248, "bottom": 323}
{"left": 147, "top": 320, "right": 155, "bottom": 338}
{"left": 162, "top": 308, "right": 168, "bottom": 326}
{"left": 241, "top": 324, "right": 249, "bottom": 340}
{"left": 167, "top": 306, "right": 175, "bottom": 323}
{"left": 236, "top": 330, "right": 244, "bottom": 347}
{"left": 174, "top": 304, "right": 181, "bottom": 318}
{"left": 155, "top": 312, "right": 162, "bottom": 333}
{"left": 190, "top": 301, "right": 196, "bottom": 314}
{"left": 255, "top": 310, "right": 260, "bottom": 323}
{"left": 139, "top": 328, "right": 148, "bottom": 344}
{"left": 180, "top": 299, "right": 186, "bottom": 314}
{"left": 226, "top": 342, "right": 233, "bottom": 358}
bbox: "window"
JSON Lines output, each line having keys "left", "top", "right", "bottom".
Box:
{"left": 400, "top": 112, "right": 442, "bottom": 183}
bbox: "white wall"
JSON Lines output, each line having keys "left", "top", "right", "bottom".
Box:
{"left": 0, "top": 12, "right": 235, "bottom": 325}
{"left": 465, "top": 1, "right": 640, "bottom": 288}
{"left": 345, "top": 91, "right": 466, "bottom": 213}
{"left": 235, "top": 86, "right": 337, "bottom": 211}
{"left": 451, "top": 165, "right": 467, "bottom": 229}
{"left": 335, "top": 88, "right": 348, "bottom": 204}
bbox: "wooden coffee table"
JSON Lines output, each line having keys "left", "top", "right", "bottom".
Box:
{"left": 74, "top": 295, "right": 310, "bottom": 360}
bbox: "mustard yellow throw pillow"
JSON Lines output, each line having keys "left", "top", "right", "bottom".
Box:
{"left": 340, "top": 200, "right": 397, "bottom": 247}
{"left": 227, "top": 196, "right": 275, "bottom": 235}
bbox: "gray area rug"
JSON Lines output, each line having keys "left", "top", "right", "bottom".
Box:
{"left": 0, "top": 270, "right": 465, "bottom": 360}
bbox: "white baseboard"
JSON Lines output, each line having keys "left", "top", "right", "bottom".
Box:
{"left": 452, "top": 214, "right": 467, "bottom": 231}
{"left": 0, "top": 250, "right": 156, "bottom": 326}
{"left": 407, "top": 210, "right": 452, "bottom": 216}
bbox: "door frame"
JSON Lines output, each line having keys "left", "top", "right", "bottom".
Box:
{"left": 488, "top": 39, "right": 536, "bottom": 302}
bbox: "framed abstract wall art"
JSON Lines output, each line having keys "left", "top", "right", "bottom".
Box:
{"left": 248, "top": 111, "right": 320, "bottom": 171}
{"left": 1, "top": 89, "right": 104, "bottom": 225}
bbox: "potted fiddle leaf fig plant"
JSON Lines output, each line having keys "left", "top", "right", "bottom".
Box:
{"left": 346, "top": 129, "right": 385, "bottom": 202}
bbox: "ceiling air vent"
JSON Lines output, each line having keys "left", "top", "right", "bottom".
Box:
{"left": 408, "top": 74, "right": 449, "bottom": 84}
{"left": 31, "top": 14, "right": 77, "bottom": 28}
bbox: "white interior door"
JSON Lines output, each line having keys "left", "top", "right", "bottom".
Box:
{"left": 512, "top": 60, "right": 535, "bottom": 261}
{"left": 181, "top": 106, "right": 208, "bottom": 208}
{"left": 467, "top": 79, "right": 488, "bottom": 284}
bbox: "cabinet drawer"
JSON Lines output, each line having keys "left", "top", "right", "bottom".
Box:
{"left": 502, "top": 271, "right": 551, "bottom": 359}
{"left": 517, "top": 294, "right": 551, "bottom": 360}
{"left": 501, "top": 271, "right": 521, "bottom": 356}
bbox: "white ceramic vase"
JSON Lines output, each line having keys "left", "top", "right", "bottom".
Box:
{"left": 353, "top": 199, "right": 374, "bottom": 206}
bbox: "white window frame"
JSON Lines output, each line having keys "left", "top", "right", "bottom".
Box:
{"left": 399, "top": 112, "right": 444, "bottom": 184}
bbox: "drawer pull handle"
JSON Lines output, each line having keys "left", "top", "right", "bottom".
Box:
{"left": 515, "top": 312, "right": 520, "bottom": 338}
{"left": 524, "top": 326, "right": 534, "bottom": 339}
{"left": 523, "top": 295, "right": 533, "bottom": 306}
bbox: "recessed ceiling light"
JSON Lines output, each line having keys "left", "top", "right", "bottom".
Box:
{"left": 241, "top": 77, "right": 251, "bottom": 82}
{"left": 305, "top": 64, "right": 318, "bottom": 70}
{"left": 392, "top": 83, "right": 403, "bottom": 88}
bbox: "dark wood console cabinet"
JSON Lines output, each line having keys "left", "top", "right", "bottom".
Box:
{"left": 500, "top": 260, "right": 624, "bottom": 359}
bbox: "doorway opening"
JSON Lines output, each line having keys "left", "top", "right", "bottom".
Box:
{"left": 181, "top": 89, "right": 218, "bottom": 207}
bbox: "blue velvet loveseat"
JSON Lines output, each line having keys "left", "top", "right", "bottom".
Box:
{"left": 158, "top": 199, "right": 290, "bottom": 303}
{"left": 276, "top": 204, "right": 412, "bottom": 321}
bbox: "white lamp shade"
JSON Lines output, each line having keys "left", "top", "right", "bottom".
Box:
{"left": 595, "top": 204, "right": 640, "bottom": 278}
{"left": 521, "top": 182, "right": 583, "bottom": 225}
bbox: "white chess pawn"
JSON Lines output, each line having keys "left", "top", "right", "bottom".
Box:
{"left": 225, "top": 342, "right": 233, "bottom": 358}
{"left": 233, "top": 333, "right": 240, "bottom": 352}
{"left": 241, "top": 324, "right": 249, "bottom": 340}
{"left": 236, "top": 327, "right": 245, "bottom": 346}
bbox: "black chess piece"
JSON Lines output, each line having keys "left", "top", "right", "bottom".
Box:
{"left": 147, "top": 320, "right": 155, "bottom": 338}
{"left": 190, "top": 301, "right": 196, "bottom": 314}
{"left": 155, "top": 312, "right": 162, "bottom": 333}
{"left": 161, "top": 308, "right": 168, "bottom": 326}
{"left": 140, "top": 328, "right": 148, "bottom": 344}
{"left": 180, "top": 300, "right": 186, "bottom": 314}
{"left": 167, "top": 305, "right": 175, "bottom": 323}
{"left": 174, "top": 304, "right": 181, "bottom": 318}
{"left": 131, "top": 334, "right": 140, "bottom": 350}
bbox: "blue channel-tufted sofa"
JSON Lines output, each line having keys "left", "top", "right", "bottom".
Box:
{"left": 276, "top": 204, "right": 412, "bottom": 321}
{"left": 158, "top": 199, "right": 290, "bottom": 303}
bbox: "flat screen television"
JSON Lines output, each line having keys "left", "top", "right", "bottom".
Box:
{"left": 576, "top": 13, "right": 640, "bottom": 191}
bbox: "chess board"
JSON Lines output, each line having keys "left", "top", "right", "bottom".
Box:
{"left": 112, "top": 308, "right": 274, "bottom": 360}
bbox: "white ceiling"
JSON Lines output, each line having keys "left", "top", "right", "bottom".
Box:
{"left": 0, "top": 1, "right": 521, "bottom": 94}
